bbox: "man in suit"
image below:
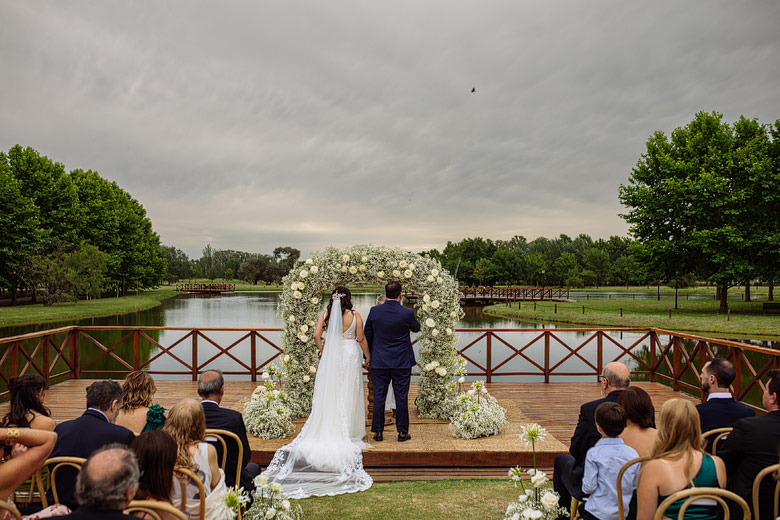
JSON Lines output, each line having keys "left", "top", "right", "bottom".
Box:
{"left": 364, "top": 280, "right": 420, "bottom": 442}
{"left": 199, "top": 369, "right": 260, "bottom": 489}
{"left": 697, "top": 358, "right": 754, "bottom": 438}
{"left": 60, "top": 444, "right": 139, "bottom": 519}
{"left": 50, "top": 380, "right": 135, "bottom": 510}
{"left": 553, "top": 362, "right": 635, "bottom": 514}
{"left": 720, "top": 369, "right": 780, "bottom": 520}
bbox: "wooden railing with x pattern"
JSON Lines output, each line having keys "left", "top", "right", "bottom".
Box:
{"left": 1, "top": 326, "right": 778, "bottom": 412}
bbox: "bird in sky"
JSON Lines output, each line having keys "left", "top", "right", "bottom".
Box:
{"left": 471, "top": 87, "right": 476, "bottom": 93}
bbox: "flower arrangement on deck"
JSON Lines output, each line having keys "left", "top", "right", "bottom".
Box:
{"left": 243, "top": 475, "right": 304, "bottom": 520}
{"left": 503, "top": 424, "right": 568, "bottom": 520}
{"left": 449, "top": 376, "right": 507, "bottom": 439}
{"left": 243, "top": 363, "right": 294, "bottom": 439}
{"left": 278, "top": 245, "right": 465, "bottom": 420}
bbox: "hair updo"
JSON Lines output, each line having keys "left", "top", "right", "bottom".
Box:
{"left": 324, "top": 286, "right": 353, "bottom": 329}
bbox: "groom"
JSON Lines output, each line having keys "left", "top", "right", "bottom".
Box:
{"left": 364, "top": 280, "right": 421, "bottom": 442}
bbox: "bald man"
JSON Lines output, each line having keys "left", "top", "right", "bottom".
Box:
{"left": 552, "top": 362, "right": 649, "bottom": 514}
{"left": 60, "top": 444, "right": 139, "bottom": 518}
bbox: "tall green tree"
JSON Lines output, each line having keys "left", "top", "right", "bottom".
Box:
{"left": 0, "top": 166, "right": 39, "bottom": 303}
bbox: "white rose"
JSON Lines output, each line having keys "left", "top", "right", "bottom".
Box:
{"left": 305, "top": 258, "right": 313, "bottom": 265}
{"left": 425, "top": 363, "right": 434, "bottom": 371}
{"left": 265, "top": 507, "right": 276, "bottom": 519}
{"left": 298, "top": 282, "right": 305, "bottom": 289}
{"left": 423, "top": 304, "right": 430, "bottom": 311}
{"left": 281, "top": 500, "right": 290, "bottom": 510}
{"left": 423, "top": 294, "right": 431, "bottom": 303}
{"left": 261, "top": 372, "right": 270, "bottom": 380}
{"left": 290, "top": 283, "right": 297, "bottom": 290}
{"left": 303, "top": 375, "right": 310, "bottom": 382}
{"left": 335, "top": 263, "right": 341, "bottom": 269}
{"left": 293, "top": 291, "right": 302, "bottom": 299}
{"left": 342, "top": 254, "right": 350, "bottom": 262}
{"left": 437, "top": 277, "right": 443, "bottom": 284}
{"left": 377, "top": 271, "right": 384, "bottom": 278}
{"left": 435, "top": 367, "right": 446, "bottom": 376}
{"left": 308, "top": 321, "right": 315, "bottom": 326}
{"left": 431, "top": 361, "right": 440, "bottom": 368}
{"left": 425, "top": 318, "right": 435, "bottom": 327}
{"left": 299, "top": 269, "right": 308, "bottom": 278}
{"left": 298, "top": 333, "right": 308, "bottom": 342}
{"left": 310, "top": 265, "right": 319, "bottom": 274}
{"left": 393, "top": 270, "right": 401, "bottom": 277}
{"left": 300, "top": 324, "right": 309, "bottom": 333}
{"left": 431, "top": 269, "right": 439, "bottom": 276}
{"left": 404, "top": 269, "right": 412, "bottom": 278}
{"left": 254, "top": 475, "right": 269, "bottom": 487}
{"left": 359, "top": 264, "right": 366, "bottom": 272}
{"left": 399, "top": 260, "right": 408, "bottom": 268}
{"left": 349, "top": 266, "right": 358, "bottom": 274}
{"left": 287, "top": 315, "right": 296, "bottom": 322}
{"left": 427, "top": 275, "right": 435, "bottom": 282}
{"left": 431, "top": 300, "right": 440, "bottom": 309}
{"left": 432, "top": 329, "right": 439, "bottom": 337}
{"left": 531, "top": 472, "right": 547, "bottom": 487}
{"left": 283, "top": 355, "right": 290, "bottom": 363}
{"left": 341, "top": 266, "right": 348, "bottom": 273}
{"left": 458, "top": 376, "right": 465, "bottom": 383}
{"left": 541, "top": 492, "right": 558, "bottom": 511}
{"left": 310, "top": 297, "right": 319, "bottom": 304}
{"left": 450, "top": 311, "right": 457, "bottom": 318}
{"left": 361, "top": 256, "right": 368, "bottom": 263}
{"left": 446, "top": 328, "right": 453, "bottom": 335}
{"left": 309, "top": 365, "right": 317, "bottom": 374}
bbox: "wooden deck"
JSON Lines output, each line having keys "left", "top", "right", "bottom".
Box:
{"left": 0, "top": 380, "right": 697, "bottom": 480}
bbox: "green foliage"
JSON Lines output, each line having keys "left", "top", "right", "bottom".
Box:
{"left": 162, "top": 245, "right": 193, "bottom": 282}
{"left": 27, "top": 242, "right": 110, "bottom": 305}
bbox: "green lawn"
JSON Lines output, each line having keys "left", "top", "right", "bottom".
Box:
{"left": 484, "top": 295, "right": 780, "bottom": 339}
{"left": 297, "top": 479, "right": 521, "bottom": 519}
{"left": 0, "top": 286, "right": 180, "bottom": 327}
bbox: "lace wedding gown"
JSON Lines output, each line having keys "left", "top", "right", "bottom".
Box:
{"left": 261, "top": 297, "right": 373, "bottom": 498}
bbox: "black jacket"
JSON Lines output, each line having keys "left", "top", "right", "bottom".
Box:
{"left": 60, "top": 507, "right": 132, "bottom": 519}
{"left": 696, "top": 396, "right": 755, "bottom": 434}
{"left": 202, "top": 401, "right": 252, "bottom": 487}
{"left": 569, "top": 390, "right": 630, "bottom": 469}
{"left": 50, "top": 409, "right": 135, "bottom": 510}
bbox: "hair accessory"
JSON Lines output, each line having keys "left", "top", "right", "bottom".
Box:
{"left": 332, "top": 293, "right": 344, "bottom": 301}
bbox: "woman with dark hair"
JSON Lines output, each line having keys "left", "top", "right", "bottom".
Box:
{"left": 261, "top": 286, "right": 373, "bottom": 498}
{"left": 129, "top": 430, "right": 179, "bottom": 520}
{"left": 1, "top": 375, "right": 54, "bottom": 431}
{"left": 116, "top": 371, "right": 165, "bottom": 434}
{"left": 618, "top": 387, "right": 657, "bottom": 457}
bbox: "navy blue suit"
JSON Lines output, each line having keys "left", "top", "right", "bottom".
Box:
{"left": 50, "top": 409, "right": 135, "bottom": 510}
{"left": 364, "top": 299, "right": 420, "bottom": 434}
{"left": 697, "top": 396, "right": 755, "bottom": 434}
{"left": 202, "top": 400, "right": 259, "bottom": 489}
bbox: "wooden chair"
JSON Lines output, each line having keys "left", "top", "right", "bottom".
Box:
{"left": 752, "top": 463, "right": 780, "bottom": 520}
{"left": 173, "top": 466, "right": 206, "bottom": 520}
{"left": 616, "top": 456, "right": 649, "bottom": 520}
{"left": 701, "top": 427, "right": 732, "bottom": 454}
{"left": 126, "top": 500, "right": 188, "bottom": 520}
{"left": 205, "top": 428, "right": 243, "bottom": 487}
{"left": 655, "top": 487, "right": 751, "bottom": 520}
{"left": 36, "top": 456, "right": 86, "bottom": 508}
{"left": 0, "top": 499, "right": 22, "bottom": 520}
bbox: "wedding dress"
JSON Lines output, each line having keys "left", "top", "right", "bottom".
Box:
{"left": 261, "top": 294, "right": 373, "bottom": 498}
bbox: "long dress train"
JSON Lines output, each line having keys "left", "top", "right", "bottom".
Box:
{"left": 260, "top": 297, "right": 373, "bottom": 498}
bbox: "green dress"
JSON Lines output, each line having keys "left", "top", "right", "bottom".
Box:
{"left": 657, "top": 453, "right": 719, "bottom": 520}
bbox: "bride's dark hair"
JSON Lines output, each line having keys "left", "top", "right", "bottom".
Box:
{"left": 324, "top": 287, "right": 353, "bottom": 329}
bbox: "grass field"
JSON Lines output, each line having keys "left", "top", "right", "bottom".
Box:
{"left": 484, "top": 294, "right": 780, "bottom": 339}
{"left": 297, "top": 479, "right": 521, "bottom": 519}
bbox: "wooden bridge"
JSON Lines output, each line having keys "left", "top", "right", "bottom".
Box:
{"left": 407, "top": 286, "right": 571, "bottom": 303}
{"left": 175, "top": 282, "right": 235, "bottom": 293}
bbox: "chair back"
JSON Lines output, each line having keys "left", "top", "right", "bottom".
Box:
{"left": 616, "top": 456, "right": 649, "bottom": 519}
{"left": 752, "top": 463, "right": 780, "bottom": 520}
{"left": 43, "top": 456, "right": 86, "bottom": 507}
{"left": 205, "top": 428, "right": 243, "bottom": 487}
{"left": 701, "top": 427, "right": 732, "bottom": 454}
{"left": 0, "top": 499, "right": 22, "bottom": 520}
{"left": 173, "top": 466, "right": 206, "bottom": 520}
{"left": 126, "top": 500, "right": 189, "bottom": 520}
{"left": 654, "top": 487, "right": 751, "bottom": 520}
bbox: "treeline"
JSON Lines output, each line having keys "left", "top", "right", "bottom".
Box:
{"left": 0, "top": 146, "right": 165, "bottom": 305}
{"left": 424, "top": 235, "right": 649, "bottom": 288}
{"left": 162, "top": 245, "right": 300, "bottom": 284}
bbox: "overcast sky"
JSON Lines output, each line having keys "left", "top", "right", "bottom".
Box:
{"left": 2, "top": 1, "right": 779, "bottom": 259}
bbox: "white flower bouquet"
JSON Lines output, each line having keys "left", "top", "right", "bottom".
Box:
{"left": 243, "top": 476, "right": 304, "bottom": 520}
{"left": 243, "top": 380, "right": 294, "bottom": 439}
{"left": 449, "top": 380, "right": 506, "bottom": 439}
{"left": 217, "top": 486, "right": 250, "bottom": 520}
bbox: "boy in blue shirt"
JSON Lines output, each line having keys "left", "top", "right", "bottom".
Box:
{"left": 580, "top": 402, "right": 639, "bottom": 520}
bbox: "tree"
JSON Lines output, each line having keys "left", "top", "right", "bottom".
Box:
{"left": 473, "top": 258, "right": 496, "bottom": 286}
{"left": 162, "top": 246, "right": 193, "bottom": 282}
{"left": 583, "top": 248, "right": 610, "bottom": 287}
{"left": 553, "top": 253, "right": 579, "bottom": 287}
{"left": 0, "top": 166, "right": 39, "bottom": 303}
{"left": 525, "top": 252, "right": 547, "bottom": 286}
{"left": 238, "top": 254, "right": 273, "bottom": 284}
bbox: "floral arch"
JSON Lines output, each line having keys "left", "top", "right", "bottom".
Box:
{"left": 278, "top": 245, "right": 463, "bottom": 419}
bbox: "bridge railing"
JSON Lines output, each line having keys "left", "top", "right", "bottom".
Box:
{"left": 457, "top": 287, "right": 570, "bottom": 300}
{"left": 1, "top": 326, "right": 777, "bottom": 411}
{"left": 175, "top": 283, "right": 236, "bottom": 292}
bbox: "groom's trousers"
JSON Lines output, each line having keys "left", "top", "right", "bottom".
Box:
{"left": 371, "top": 368, "right": 411, "bottom": 434}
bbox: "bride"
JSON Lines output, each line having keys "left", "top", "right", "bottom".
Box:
{"left": 261, "top": 287, "right": 374, "bottom": 498}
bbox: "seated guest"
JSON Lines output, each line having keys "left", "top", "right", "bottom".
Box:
{"left": 719, "top": 369, "right": 780, "bottom": 520}
{"left": 618, "top": 387, "right": 657, "bottom": 457}
{"left": 50, "top": 381, "right": 135, "bottom": 510}
{"left": 164, "top": 399, "right": 226, "bottom": 520}
{"left": 128, "top": 430, "right": 178, "bottom": 520}
{"left": 553, "top": 361, "right": 633, "bottom": 511}
{"left": 697, "top": 358, "right": 754, "bottom": 449}
{"left": 580, "top": 402, "right": 639, "bottom": 520}
{"left": 59, "top": 444, "right": 139, "bottom": 519}
{"left": 637, "top": 399, "right": 726, "bottom": 520}
{"left": 197, "top": 370, "right": 259, "bottom": 489}
{"left": 1, "top": 427, "right": 70, "bottom": 519}
{"left": 116, "top": 371, "right": 166, "bottom": 435}
{"left": 1, "top": 375, "right": 55, "bottom": 431}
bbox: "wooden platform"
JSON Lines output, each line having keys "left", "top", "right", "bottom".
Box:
{"left": 0, "top": 380, "right": 697, "bottom": 480}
